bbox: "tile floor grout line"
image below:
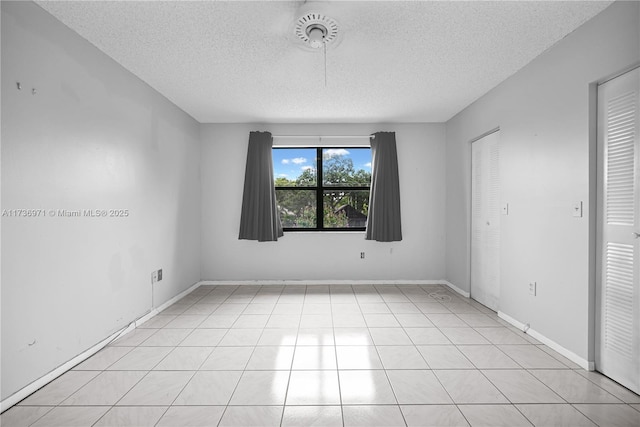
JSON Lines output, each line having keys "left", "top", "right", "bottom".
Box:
{"left": 367, "top": 284, "right": 408, "bottom": 425}
{"left": 157, "top": 370, "right": 198, "bottom": 424}
{"left": 570, "top": 402, "right": 602, "bottom": 427}
{"left": 331, "top": 285, "right": 349, "bottom": 427}
{"left": 453, "top": 403, "right": 473, "bottom": 427}
{"left": 511, "top": 402, "right": 540, "bottom": 427}
{"left": 92, "top": 366, "right": 162, "bottom": 426}
{"left": 276, "top": 284, "right": 304, "bottom": 426}
{"left": 210, "top": 284, "right": 260, "bottom": 426}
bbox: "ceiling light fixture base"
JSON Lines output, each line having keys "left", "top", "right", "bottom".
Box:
{"left": 294, "top": 12, "right": 339, "bottom": 49}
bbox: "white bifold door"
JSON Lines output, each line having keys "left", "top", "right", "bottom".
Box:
{"left": 596, "top": 66, "right": 640, "bottom": 394}
{"left": 471, "top": 131, "right": 501, "bottom": 311}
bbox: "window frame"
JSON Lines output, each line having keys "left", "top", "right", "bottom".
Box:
{"left": 274, "top": 146, "right": 371, "bottom": 232}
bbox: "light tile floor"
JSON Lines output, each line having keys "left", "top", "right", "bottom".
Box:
{"left": 3, "top": 284, "right": 640, "bottom": 426}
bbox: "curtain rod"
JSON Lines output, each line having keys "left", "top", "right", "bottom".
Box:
{"left": 272, "top": 134, "right": 374, "bottom": 139}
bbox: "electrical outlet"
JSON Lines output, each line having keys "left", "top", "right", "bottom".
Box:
{"left": 360, "top": 252, "right": 365, "bottom": 259}
{"left": 501, "top": 203, "right": 509, "bottom": 216}
{"left": 151, "top": 271, "right": 158, "bottom": 284}
{"left": 529, "top": 282, "right": 537, "bottom": 296}
{"left": 157, "top": 269, "right": 163, "bottom": 281}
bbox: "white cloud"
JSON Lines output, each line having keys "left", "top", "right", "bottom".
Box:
{"left": 282, "top": 157, "right": 306, "bottom": 165}
{"left": 278, "top": 173, "right": 288, "bottom": 177}
{"left": 364, "top": 162, "right": 372, "bottom": 168}
{"left": 301, "top": 166, "right": 314, "bottom": 171}
{"left": 323, "top": 148, "right": 350, "bottom": 159}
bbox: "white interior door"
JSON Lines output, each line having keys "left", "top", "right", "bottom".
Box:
{"left": 596, "top": 66, "right": 640, "bottom": 394}
{"left": 471, "top": 131, "right": 500, "bottom": 311}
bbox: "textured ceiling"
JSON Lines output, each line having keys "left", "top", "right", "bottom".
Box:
{"left": 36, "top": 1, "right": 612, "bottom": 123}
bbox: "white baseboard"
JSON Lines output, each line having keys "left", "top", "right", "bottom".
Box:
{"left": 498, "top": 311, "right": 593, "bottom": 371}
{"left": 199, "top": 279, "right": 451, "bottom": 287}
{"left": 0, "top": 281, "right": 202, "bottom": 413}
{"left": 441, "top": 280, "right": 471, "bottom": 298}
{"left": 154, "top": 281, "right": 202, "bottom": 313}
{"left": 497, "top": 311, "right": 527, "bottom": 331}
{"left": 0, "top": 322, "right": 137, "bottom": 413}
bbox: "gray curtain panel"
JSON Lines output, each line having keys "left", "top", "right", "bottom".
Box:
{"left": 366, "top": 132, "right": 403, "bottom": 242}
{"left": 238, "top": 131, "right": 283, "bottom": 241}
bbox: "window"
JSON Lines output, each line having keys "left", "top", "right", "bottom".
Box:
{"left": 273, "top": 147, "right": 372, "bottom": 231}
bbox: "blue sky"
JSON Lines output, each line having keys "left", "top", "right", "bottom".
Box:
{"left": 273, "top": 148, "right": 371, "bottom": 181}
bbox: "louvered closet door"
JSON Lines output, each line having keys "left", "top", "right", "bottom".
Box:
{"left": 471, "top": 131, "right": 500, "bottom": 311}
{"left": 597, "top": 67, "right": 640, "bottom": 394}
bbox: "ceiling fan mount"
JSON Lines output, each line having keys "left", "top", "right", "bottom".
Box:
{"left": 294, "top": 11, "right": 339, "bottom": 49}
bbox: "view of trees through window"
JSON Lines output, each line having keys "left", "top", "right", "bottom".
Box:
{"left": 273, "top": 147, "right": 372, "bottom": 230}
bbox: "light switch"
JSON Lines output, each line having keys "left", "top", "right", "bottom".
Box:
{"left": 572, "top": 201, "right": 583, "bottom": 218}
{"left": 501, "top": 203, "right": 509, "bottom": 216}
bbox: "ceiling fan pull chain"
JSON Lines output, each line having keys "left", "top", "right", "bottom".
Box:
{"left": 324, "top": 41, "right": 327, "bottom": 87}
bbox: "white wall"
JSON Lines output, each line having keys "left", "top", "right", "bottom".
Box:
{"left": 1, "top": 2, "right": 201, "bottom": 401}
{"left": 445, "top": 1, "right": 640, "bottom": 361}
{"left": 201, "top": 123, "right": 446, "bottom": 281}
